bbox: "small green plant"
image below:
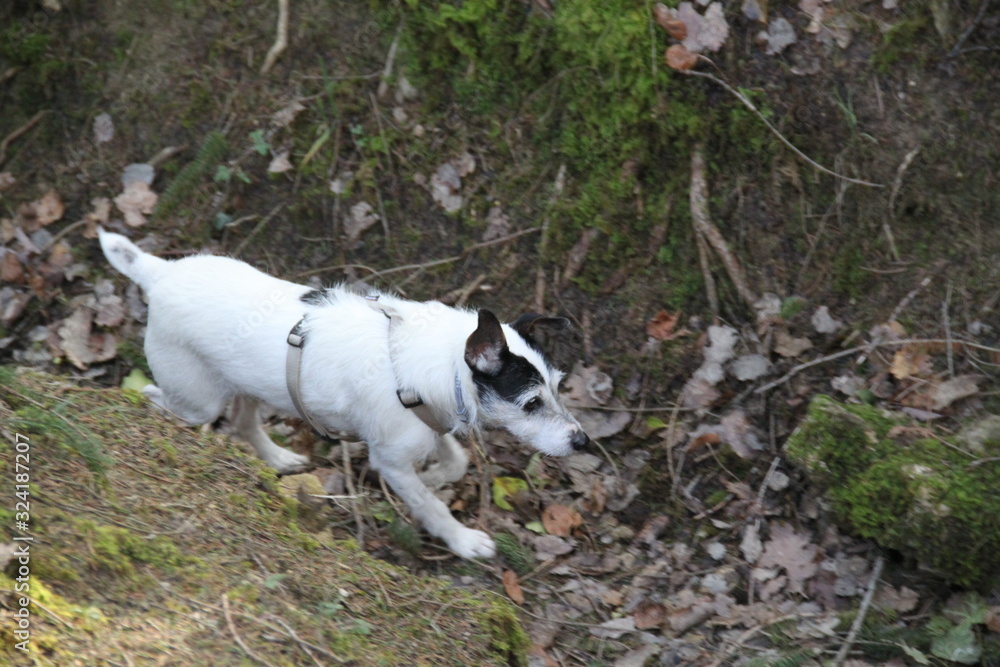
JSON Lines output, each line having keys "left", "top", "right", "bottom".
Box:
{"left": 249, "top": 129, "right": 270, "bottom": 155}
{"left": 493, "top": 533, "right": 532, "bottom": 575}
{"left": 156, "top": 131, "right": 229, "bottom": 216}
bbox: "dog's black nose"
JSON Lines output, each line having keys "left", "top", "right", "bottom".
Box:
{"left": 570, "top": 430, "right": 590, "bottom": 451}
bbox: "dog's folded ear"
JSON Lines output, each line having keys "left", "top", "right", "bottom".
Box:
{"left": 511, "top": 313, "right": 569, "bottom": 348}
{"left": 465, "top": 309, "right": 509, "bottom": 376}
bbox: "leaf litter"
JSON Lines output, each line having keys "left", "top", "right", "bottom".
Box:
{"left": 2, "top": 53, "right": 998, "bottom": 667}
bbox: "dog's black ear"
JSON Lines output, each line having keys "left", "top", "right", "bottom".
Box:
{"left": 465, "top": 309, "right": 508, "bottom": 376}
{"left": 511, "top": 313, "right": 569, "bottom": 348}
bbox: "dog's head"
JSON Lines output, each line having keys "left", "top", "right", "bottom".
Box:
{"left": 465, "top": 309, "right": 589, "bottom": 457}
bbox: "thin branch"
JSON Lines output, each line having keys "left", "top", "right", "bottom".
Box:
{"left": 833, "top": 556, "right": 885, "bottom": 666}
{"left": 947, "top": 0, "right": 991, "bottom": 59}
{"left": 260, "top": 0, "right": 290, "bottom": 74}
{"left": 685, "top": 70, "right": 883, "bottom": 188}
{"left": 0, "top": 110, "right": 47, "bottom": 168}
{"left": 690, "top": 146, "right": 757, "bottom": 308}
{"left": 222, "top": 593, "right": 276, "bottom": 667}
{"left": 756, "top": 337, "right": 1000, "bottom": 394}
{"left": 297, "top": 226, "right": 542, "bottom": 280}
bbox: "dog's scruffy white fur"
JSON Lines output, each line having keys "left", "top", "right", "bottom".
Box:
{"left": 99, "top": 230, "right": 588, "bottom": 559}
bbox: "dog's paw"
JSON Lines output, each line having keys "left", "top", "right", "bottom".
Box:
{"left": 267, "top": 449, "right": 312, "bottom": 475}
{"left": 141, "top": 384, "right": 167, "bottom": 411}
{"left": 448, "top": 527, "right": 496, "bottom": 560}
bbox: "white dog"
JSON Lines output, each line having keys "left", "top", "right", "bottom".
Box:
{"left": 99, "top": 230, "right": 589, "bottom": 558}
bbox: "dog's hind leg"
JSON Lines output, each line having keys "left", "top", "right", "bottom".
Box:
{"left": 377, "top": 457, "right": 495, "bottom": 559}
{"left": 230, "top": 395, "right": 311, "bottom": 475}
{"left": 418, "top": 434, "right": 470, "bottom": 489}
{"left": 141, "top": 337, "right": 230, "bottom": 425}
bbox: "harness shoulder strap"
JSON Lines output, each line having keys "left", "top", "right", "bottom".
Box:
{"left": 285, "top": 318, "right": 338, "bottom": 443}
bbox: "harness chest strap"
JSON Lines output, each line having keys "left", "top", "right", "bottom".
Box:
{"left": 285, "top": 319, "right": 337, "bottom": 442}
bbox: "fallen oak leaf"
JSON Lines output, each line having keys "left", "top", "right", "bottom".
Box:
{"left": 654, "top": 3, "right": 687, "bottom": 40}
{"left": 33, "top": 189, "right": 65, "bottom": 226}
{"left": 758, "top": 521, "right": 819, "bottom": 594}
{"left": 646, "top": 309, "right": 680, "bottom": 341}
{"left": 773, "top": 328, "right": 813, "bottom": 358}
{"left": 114, "top": 181, "right": 158, "bottom": 227}
{"left": 503, "top": 570, "right": 525, "bottom": 605}
{"left": 541, "top": 504, "right": 583, "bottom": 537}
{"left": 666, "top": 43, "right": 699, "bottom": 71}
{"left": 932, "top": 374, "right": 982, "bottom": 410}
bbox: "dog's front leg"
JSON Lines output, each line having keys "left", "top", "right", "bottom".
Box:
{"left": 378, "top": 463, "right": 495, "bottom": 559}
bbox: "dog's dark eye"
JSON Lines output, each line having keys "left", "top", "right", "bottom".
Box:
{"left": 524, "top": 397, "right": 543, "bottom": 413}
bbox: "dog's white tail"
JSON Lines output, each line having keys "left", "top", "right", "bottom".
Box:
{"left": 98, "top": 228, "right": 169, "bottom": 290}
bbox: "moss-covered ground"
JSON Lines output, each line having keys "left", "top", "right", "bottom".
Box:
{"left": 0, "top": 368, "right": 526, "bottom": 665}
{"left": 786, "top": 395, "right": 1000, "bottom": 589}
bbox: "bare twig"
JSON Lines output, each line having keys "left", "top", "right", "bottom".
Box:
{"left": 342, "top": 436, "right": 366, "bottom": 548}
{"left": 685, "top": 70, "right": 883, "bottom": 188}
{"left": 232, "top": 203, "right": 283, "bottom": 257}
{"left": 833, "top": 556, "right": 885, "bottom": 666}
{"left": 856, "top": 275, "right": 933, "bottom": 366}
{"left": 885, "top": 146, "right": 920, "bottom": 261}
{"left": 264, "top": 614, "right": 324, "bottom": 667}
{"left": 260, "top": 0, "right": 290, "bottom": 74}
{"left": 536, "top": 164, "right": 567, "bottom": 312}
{"left": 944, "top": 282, "right": 955, "bottom": 377}
{"left": 756, "top": 336, "right": 1000, "bottom": 394}
{"left": 0, "top": 110, "right": 47, "bottom": 168}
{"left": 377, "top": 23, "right": 404, "bottom": 99}
{"left": 947, "top": 0, "right": 991, "bottom": 59}
{"left": 222, "top": 593, "right": 276, "bottom": 667}
{"left": 690, "top": 146, "right": 758, "bottom": 309}
{"left": 297, "top": 227, "right": 542, "bottom": 280}
{"left": 695, "top": 230, "right": 719, "bottom": 316}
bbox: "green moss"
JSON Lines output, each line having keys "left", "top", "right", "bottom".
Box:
{"left": 479, "top": 595, "right": 531, "bottom": 666}
{"left": 786, "top": 396, "right": 1000, "bottom": 587}
{"left": 397, "top": 0, "right": 769, "bottom": 297}
{"left": 88, "top": 523, "right": 198, "bottom": 576}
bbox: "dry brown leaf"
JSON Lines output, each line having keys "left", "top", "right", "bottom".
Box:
{"left": 932, "top": 374, "right": 982, "bottom": 410}
{"left": 34, "top": 190, "right": 65, "bottom": 226}
{"left": 986, "top": 606, "right": 1000, "bottom": 634}
{"left": 633, "top": 601, "right": 666, "bottom": 630}
{"left": 542, "top": 504, "right": 583, "bottom": 537}
{"left": 677, "top": 1, "right": 730, "bottom": 53}
{"left": 773, "top": 328, "right": 813, "bottom": 357}
{"left": 0, "top": 287, "right": 31, "bottom": 326}
{"left": 758, "top": 521, "right": 819, "bottom": 594}
{"left": 93, "top": 112, "right": 114, "bottom": 143}
{"left": 875, "top": 585, "right": 919, "bottom": 613}
{"left": 503, "top": 570, "right": 525, "bottom": 605}
{"left": 0, "top": 249, "right": 24, "bottom": 283}
{"left": 114, "top": 181, "right": 158, "bottom": 227}
{"left": 0, "top": 172, "right": 15, "bottom": 192}
{"left": 666, "top": 44, "right": 699, "bottom": 71}
{"left": 431, "top": 162, "right": 463, "bottom": 213}
{"left": 267, "top": 152, "right": 294, "bottom": 174}
{"left": 58, "top": 307, "right": 95, "bottom": 370}
{"left": 666, "top": 590, "right": 715, "bottom": 633}
{"left": 654, "top": 4, "right": 688, "bottom": 40}
{"left": 482, "top": 206, "right": 512, "bottom": 242}
{"left": 18, "top": 189, "right": 65, "bottom": 231}
{"left": 646, "top": 310, "right": 679, "bottom": 340}
{"left": 344, "top": 202, "right": 379, "bottom": 245}
{"left": 890, "top": 344, "right": 931, "bottom": 380}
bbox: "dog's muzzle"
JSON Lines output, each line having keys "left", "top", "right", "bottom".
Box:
{"left": 570, "top": 430, "right": 590, "bottom": 451}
